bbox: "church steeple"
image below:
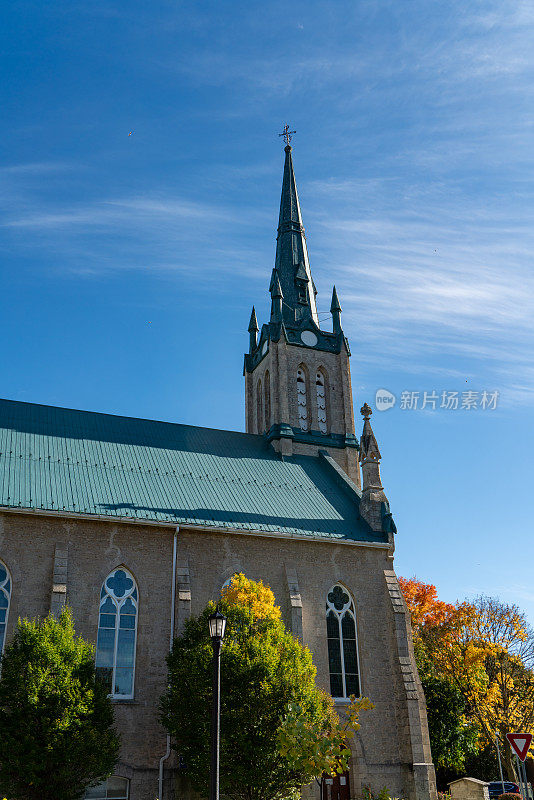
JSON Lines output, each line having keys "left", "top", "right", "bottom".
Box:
{"left": 243, "top": 137, "right": 360, "bottom": 486}
{"left": 274, "top": 145, "right": 319, "bottom": 328}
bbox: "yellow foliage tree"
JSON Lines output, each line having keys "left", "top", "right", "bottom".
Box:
{"left": 221, "top": 572, "right": 281, "bottom": 622}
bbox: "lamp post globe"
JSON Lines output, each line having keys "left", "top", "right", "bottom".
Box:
{"left": 208, "top": 607, "right": 226, "bottom": 800}
{"left": 208, "top": 608, "right": 227, "bottom": 641}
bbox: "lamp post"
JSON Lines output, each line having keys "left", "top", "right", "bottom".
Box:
{"left": 208, "top": 607, "right": 227, "bottom": 800}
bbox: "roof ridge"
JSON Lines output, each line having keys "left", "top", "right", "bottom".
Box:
{"left": 0, "top": 397, "right": 262, "bottom": 441}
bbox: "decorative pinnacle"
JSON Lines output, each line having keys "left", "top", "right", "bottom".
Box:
{"left": 248, "top": 306, "right": 259, "bottom": 333}
{"left": 271, "top": 273, "right": 283, "bottom": 299}
{"left": 360, "top": 403, "right": 372, "bottom": 419}
{"left": 330, "top": 285, "right": 342, "bottom": 313}
{"left": 268, "top": 267, "right": 278, "bottom": 294}
{"left": 278, "top": 124, "right": 296, "bottom": 148}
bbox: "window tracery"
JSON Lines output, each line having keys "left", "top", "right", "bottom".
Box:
{"left": 257, "top": 379, "right": 263, "bottom": 433}
{"left": 95, "top": 567, "right": 138, "bottom": 699}
{"left": 326, "top": 584, "right": 360, "bottom": 699}
{"left": 264, "top": 371, "right": 271, "bottom": 431}
{"left": 0, "top": 561, "right": 11, "bottom": 657}
{"left": 316, "top": 371, "right": 328, "bottom": 434}
{"left": 297, "top": 367, "right": 309, "bottom": 432}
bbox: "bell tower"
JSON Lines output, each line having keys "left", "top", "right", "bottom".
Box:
{"left": 244, "top": 140, "right": 360, "bottom": 486}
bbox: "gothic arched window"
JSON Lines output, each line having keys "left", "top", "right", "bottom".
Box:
{"left": 264, "top": 371, "right": 271, "bottom": 431}
{"left": 95, "top": 567, "right": 138, "bottom": 699}
{"left": 297, "top": 367, "right": 309, "bottom": 432}
{"left": 326, "top": 585, "right": 360, "bottom": 699}
{"left": 0, "top": 561, "right": 11, "bottom": 657}
{"left": 316, "top": 370, "right": 328, "bottom": 434}
{"left": 221, "top": 574, "right": 238, "bottom": 592}
{"left": 257, "top": 379, "right": 264, "bottom": 433}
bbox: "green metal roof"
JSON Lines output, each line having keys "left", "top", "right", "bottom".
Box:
{"left": 0, "top": 398, "right": 385, "bottom": 543}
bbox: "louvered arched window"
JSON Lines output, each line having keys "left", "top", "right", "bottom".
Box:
{"left": 257, "top": 379, "right": 264, "bottom": 433}
{"left": 95, "top": 567, "right": 138, "bottom": 699}
{"left": 0, "top": 561, "right": 11, "bottom": 657}
{"left": 326, "top": 585, "right": 360, "bottom": 699}
{"left": 316, "top": 370, "right": 328, "bottom": 434}
{"left": 264, "top": 371, "right": 271, "bottom": 431}
{"left": 297, "top": 367, "right": 309, "bottom": 432}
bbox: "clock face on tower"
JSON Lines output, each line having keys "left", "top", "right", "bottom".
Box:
{"left": 300, "top": 330, "right": 317, "bottom": 347}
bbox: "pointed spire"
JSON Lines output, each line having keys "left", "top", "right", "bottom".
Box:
{"left": 358, "top": 403, "right": 391, "bottom": 538}
{"left": 330, "top": 285, "right": 342, "bottom": 312}
{"left": 270, "top": 272, "right": 283, "bottom": 321}
{"left": 271, "top": 273, "right": 283, "bottom": 298}
{"left": 359, "top": 403, "right": 382, "bottom": 463}
{"left": 248, "top": 306, "right": 259, "bottom": 352}
{"left": 330, "top": 285, "right": 342, "bottom": 333}
{"left": 273, "top": 146, "right": 319, "bottom": 328}
{"left": 248, "top": 306, "right": 259, "bottom": 332}
{"left": 359, "top": 404, "right": 383, "bottom": 506}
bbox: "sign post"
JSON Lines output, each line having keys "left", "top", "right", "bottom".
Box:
{"left": 521, "top": 759, "right": 530, "bottom": 800}
{"left": 506, "top": 733, "right": 533, "bottom": 800}
{"left": 496, "top": 736, "right": 506, "bottom": 798}
{"left": 516, "top": 755, "right": 526, "bottom": 800}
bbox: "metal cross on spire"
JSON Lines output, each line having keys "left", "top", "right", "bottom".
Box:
{"left": 278, "top": 124, "right": 296, "bottom": 146}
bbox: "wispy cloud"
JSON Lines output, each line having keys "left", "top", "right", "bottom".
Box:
{"left": 302, "top": 166, "right": 534, "bottom": 405}
{"left": 3, "top": 195, "right": 239, "bottom": 229}
{"left": 0, "top": 161, "right": 73, "bottom": 175}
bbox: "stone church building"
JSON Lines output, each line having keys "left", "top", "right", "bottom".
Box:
{"left": 0, "top": 144, "right": 436, "bottom": 800}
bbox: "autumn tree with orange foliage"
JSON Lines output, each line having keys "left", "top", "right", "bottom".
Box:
{"left": 399, "top": 577, "right": 480, "bottom": 781}
{"left": 400, "top": 578, "right": 534, "bottom": 783}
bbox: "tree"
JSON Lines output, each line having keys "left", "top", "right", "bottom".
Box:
{"left": 161, "top": 574, "right": 372, "bottom": 800}
{"left": 415, "top": 648, "right": 479, "bottom": 774}
{"left": 460, "top": 597, "right": 534, "bottom": 779}
{"left": 399, "top": 577, "right": 487, "bottom": 786}
{"left": 0, "top": 608, "right": 120, "bottom": 800}
{"left": 400, "top": 578, "right": 534, "bottom": 783}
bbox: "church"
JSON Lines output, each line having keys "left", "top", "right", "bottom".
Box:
{"left": 0, "top": 141, "right": 436, "bottom": 800}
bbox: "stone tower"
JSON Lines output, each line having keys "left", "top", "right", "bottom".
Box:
{"left": 244, "top": 143, "right": 360, "bottom": 485}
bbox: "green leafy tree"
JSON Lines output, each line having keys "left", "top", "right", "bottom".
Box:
{"left": 416, "top": 646, "right": 479, "bottom": 787}
{"left": 161, "top": 574, "right": 372, "bottom": 800}
{"left": 0, "top": 608, "right": 120, "bottom": 800}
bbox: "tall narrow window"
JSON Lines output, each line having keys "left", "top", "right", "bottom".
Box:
{"left": 326, "top": 585, "right": 360, "bottom": 699}
{"left": 316, "top": 371, "right": 328, "bottom": 434}
{"left": 85, "top": 776, "right": 129, "bottom": 799}
{"left": 257, "top": 379, "right": 263, "bottom": 433}
{"left": 264, "top": 371, "right": 271, "bottom": 431}
{"left": 0, "top": 561, "right": 11, "bottom": 657}
{"left": 297, "top": 368, "right": 309, "bottom": 432}
{"left": 95, "top": 567, "right": 138, "bottom": 699}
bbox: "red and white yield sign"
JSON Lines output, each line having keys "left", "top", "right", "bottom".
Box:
{"left": 506, "top": 733, "right": 533, "bottom": 762}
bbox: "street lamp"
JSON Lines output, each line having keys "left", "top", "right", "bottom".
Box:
{"left": 208, "top": 607, "right": 227, "bottom": 800}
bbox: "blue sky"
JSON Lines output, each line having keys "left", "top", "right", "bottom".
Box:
{"left": 2, "top": 1, "right": 534, "bottom": 620}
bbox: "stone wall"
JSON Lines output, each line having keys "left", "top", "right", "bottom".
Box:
{"left": 0, "top": 510, "right": 435, "bottom": 800}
